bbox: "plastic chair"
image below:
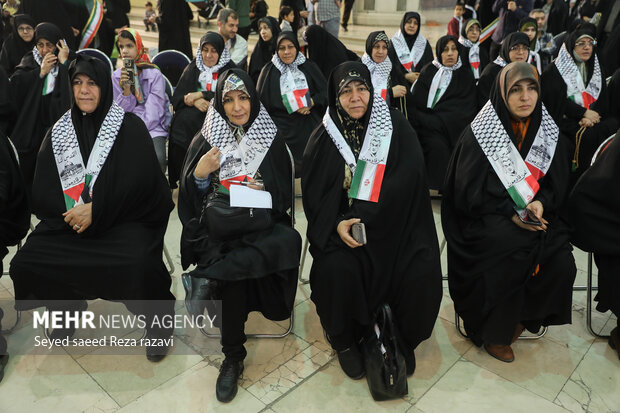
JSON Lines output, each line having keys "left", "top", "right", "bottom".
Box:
{"left": 152, "top": 50, "right": 191, "bottom": 87}
{"left": 199, "top": 144, "right": 297, "bottom": 339}
{"left": 76, "top": 48, "right": 114, "bottom": 75}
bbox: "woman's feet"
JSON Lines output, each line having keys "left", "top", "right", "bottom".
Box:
{"left": 216, "top": 358, "right": 244, "bottom": 402}
{"left": 608, "top": 327, "right": 620, "bottom": 360}
{"left": 337, "top": 346, "right": 365, "bottom": 380}
{"left": 484, "top": 343, "right": 515, "bottom": 363}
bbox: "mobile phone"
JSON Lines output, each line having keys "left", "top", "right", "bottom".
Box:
{"left": 515, "top": 207, "right": 543, "bottom": 226}
{"left": 351, "top": 222, "right": 367, "bottom": 245}
{"left": 122, "top": 58, "right": 134, "bottom": 85}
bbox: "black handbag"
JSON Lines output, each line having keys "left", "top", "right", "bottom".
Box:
{"left": 204, "top": 191, "right": 273, "bottom": 240}
{"left": 362, "top": 304, "right": 408, "bottom": 401}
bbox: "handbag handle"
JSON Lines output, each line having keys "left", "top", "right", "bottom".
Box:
{"left": 377, "top": 304, "right": 397, "bottom": 344}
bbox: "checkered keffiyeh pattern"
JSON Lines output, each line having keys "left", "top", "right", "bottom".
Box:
{"left": 33, "top": 46, "right": 59, "bottom": 94}
{"left": 554, "top": 43, "right": 602, "bottom": 105}
{"left": 195, "top": 44, "right": 232, "bottom": 91}
{"left": 201, "top": 102, "right": 278, "bottom": 181}
{"left": 51, "top": 102, "right": 125, "bottom": 202}
{"left": 361, "top": 53, "right": 392, "bottom": 99}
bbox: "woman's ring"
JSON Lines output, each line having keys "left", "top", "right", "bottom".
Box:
{"left": 74, "top": 224, "right": 81, "bottom": 230}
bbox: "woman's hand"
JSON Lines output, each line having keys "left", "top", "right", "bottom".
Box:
{"left": 392, "top": 85, "right": 407, "bottom": 98}
{"left": 63, "top": 203, "right": 93, "bottom": 234}
{"left": 119, "top": 67, "right": 132, "bottom": 96}
{"left": 245, "top": 177, "right": 264, "bottom": 191}
{"left": 337, "top": 218, "right": 363, "bottom": 248}
{"left": 405, "top": 72, "right": 420, "bottom": 83}
{"left": 583, "top": 109, "right": 601, "bottom": 124}
{"left": 297, "top": 107, "right": 311, "bottom": 115}
{"left": 39, "top": 53, "right": 57, "bottom": 77}
{"left": 194, "top": 98, "right": 210, "bottom": 112}
{"left": 195, "top": 147, "right": 221, "bottom": 178}
{"left": 579, "top": 117, "right": 594, "bottom": 128}
{"left": 57, "top": 39, "right": 69, "bottom": 64}
{"left": 184, "top": 91, "right": 203, "bottom": 107}
{"left": 511, "top": 200, "right": 548, "bottom": 232}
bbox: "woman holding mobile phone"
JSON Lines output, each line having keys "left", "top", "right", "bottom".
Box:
{"left": 442, "top": 62, "right": 576, "bottom": 363}
{"left": 112, "top": 28, "right": 171, "bottom": 173}
{"left": 9, "top": 22, "right": 72, "bottom": 195}
{"left": 302, "top": 62, "right": 442, "bottom": 381}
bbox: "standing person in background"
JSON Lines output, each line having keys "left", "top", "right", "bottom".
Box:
{"left": 144, "top": 2, "right": 157, "bottom": 32}
{"left": 596, "top": 0, "right": 620, "bottom": 50}
{"left": 250, "top": 0, "right": 268, "bottom": 32}
{"left": 228, "top": 0, "right": 251, "bottom": 40}
{"left": 218, "top": 8, "right": 248, "bottom": 69}
{"left": 0, "top": 13, "right": 35, "bottom": 76}
{"left": 530, "top": 8, "right": 556, "bottom": 68}
{"left": 17, "top": 0, "right": 82, "bottom": 49}
{"left": 542, "top": 0, "right": 569, "bottom": 36}
{"left": 280, "top": 0, "right": 309, "bottom": 32}
{"left": 448, "top": 1, "right": 466, "bottom": 37}
{"left": 279, "top": 6, "right": 295, "bottom": 32}
{"left": 341, "top": 0, "right": 355, "bottom": 32}
{"left": 316, "top": 0, "right": 341, "bottom": 38}
{"left": 158, "top": 0, "right": 193, "bottom": 60}
{"left": 490, "top": 0, "right": 534, "bottom": 61}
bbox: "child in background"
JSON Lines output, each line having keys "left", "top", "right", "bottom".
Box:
{"left": 279, "top": 6, "right": 294, "bottom": 32}
{"left": 144, "top": 1, "right": 157, "bottom": 32}
{"left": 447, "top": 1, "right": 465, "bottom": 37}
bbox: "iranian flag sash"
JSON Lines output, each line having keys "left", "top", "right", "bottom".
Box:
{"left": 555, "top": 43, "right": 602, "bottom": 109}
{"left": 50, "top": 102, "right": 125, "bottom": 210}
{"left": 391, "top": 30, "right": 427, "bottom": 72}
{"left": 272, "top": 52, "right": 311, "bottom": 114}
{"left": 323, "top": 96, "right": 393, "bottom": 203}
{"left": 79, "top": 0, "right": 104, "bottom": 49}
{"left": 480, "top": 17, "right": 499, "bottom": 43}
{"left": 472, "top": 101, "right": 559, "bottom": 216}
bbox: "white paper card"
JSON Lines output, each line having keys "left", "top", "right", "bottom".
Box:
{"left": 229, "top": 184, "right": 273, "bottom": 209}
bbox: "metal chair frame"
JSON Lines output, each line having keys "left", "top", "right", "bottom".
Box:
{"left": 199, "top": 145, "right": 297, "bottom": 339}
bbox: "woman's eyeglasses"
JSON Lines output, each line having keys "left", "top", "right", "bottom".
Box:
{"left": 509, "top": 45, "right": 529, "bottom": 53}
{"left": 575, "top": 40, "right": 596, "bottom": 48}
{"left": 17, "top": 27, "right": 34, "bottom": 33}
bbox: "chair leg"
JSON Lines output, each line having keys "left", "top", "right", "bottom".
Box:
{"left": 586, "top": 252, "right": 609, "bottom": 338}
{"left": 199, "top": 310, "right": 294, "bottom": 339}
{"left": 1, "top": 310, "right": 21, "bottom": 335}
{"left": 298, "top": 237, "right": 310, "bottom": 285}
{"left": 163, "top": 244, "right": 175, "bottom": 274}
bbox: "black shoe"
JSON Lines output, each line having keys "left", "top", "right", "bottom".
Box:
{"left": 341, "top": 23, "right": 348, "bottom": 32}
{"left": 337, "top": 346, "right": 365, "bottom": 379}
{"left": 216, "top": 358, "right": 244, "bottom": 403}
{"left": 609, "top": 327, "right": 620, "bottom": 360}
{"left": 405, "top": 351, "right": 416, "bottom": 376}
{"left": 145, "top": 332, "right": 171, "bottom": 362}
{"left": 182, "top": 274, "right": 219, "bottom": 317}
{"left": 0, "top": 354, "right": 8, "bottom": 383}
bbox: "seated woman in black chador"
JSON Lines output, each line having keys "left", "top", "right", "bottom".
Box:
{"left": 302, "top": 61, "right": 442, "bottom": 380}
{"left": 168, "top": 31, "right": 235, "bottom": 188}
{"left": 248, "top": 17, "right": 280, "bottom": 84}
{"left": 9, "top": 55, "right": 176, "bottom": 361}
{"left": 541, "top": 23, "right": 619, "bottom": 187}
{"left": 257, "top": 31, "right": 326, "bottom": 173}
{"left": 409, "top": 35, "right": 477, "bottom": 191}
{"left": 179, "top": 69, "right": 301, "bottom": 403}
{"left": 568, "top": 130, "right": 620, "bottom": 360}
{"left": 458, "top": 18, "right": 490, "bottom": 82}
{"left": 361, "top": 31, "right": 410, "bottom": 116}
{"left": 442, "top": 62, "right": 577, "bottom": 363}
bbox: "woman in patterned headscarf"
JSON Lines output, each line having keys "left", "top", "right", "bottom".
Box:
{"left": 179, "top": 68, "right": 301, "bottom": 404}
{"left": 168, "top": 31, "right": 236, "bottom": 189}
{"left": 443, "top": 62, "right": 576, "bottom": 364}
{"left": 302, "top": 61, "right": 441, "bottom": 381}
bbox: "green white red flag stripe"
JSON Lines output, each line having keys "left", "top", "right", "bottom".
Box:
{"left": 479, "top": 18, "right": 499, "bottom": 43}
{"left": 79, "top": 0, "right": 104, "bottom": 50}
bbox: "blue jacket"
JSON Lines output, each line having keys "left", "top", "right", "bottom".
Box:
{"left": 491, "top": 0, "right": 534, "bottom": 43}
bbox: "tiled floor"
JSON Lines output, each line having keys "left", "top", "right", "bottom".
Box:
{"left": 0, "top": 195, "right": 618, "bottom": 413}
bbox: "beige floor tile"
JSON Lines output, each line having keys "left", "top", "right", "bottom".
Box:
{"left": 271, "top": 360, "right": 411, "bottom": 413}
{"left": 116, "top": 361, "right": 265, "bottom": 413}
{"left": 554, "top": 339, "right": 620, "bottom": 413}
{"left": 245, "top": 344, "right": 332, "bottom": 404}
{"left": 291, "top": 298, "right": 331, "bottom": 353}
{"left": 543, "top": 304, "right": 610, "bottom": 356}
{"left": 463, "top": 336, "right": 582, "bottom": 401}
{"left": 415, "top": 360, "right": 570, "bottom": 413}
{"left": 406, "top": 317, "right": 473, "bottom": 404}
{"left": 0, "top": 350, "right": 119, "bottom": 413}
{"left": 437, "top": 289, "right": 456, "bottom": 325}
{"left": 75, "top": 338, "right": 203, "bottom": 407}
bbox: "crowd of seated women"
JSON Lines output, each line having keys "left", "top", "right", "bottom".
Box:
{"left": 1, "top": 2, "right": 620, "bottom": 406}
